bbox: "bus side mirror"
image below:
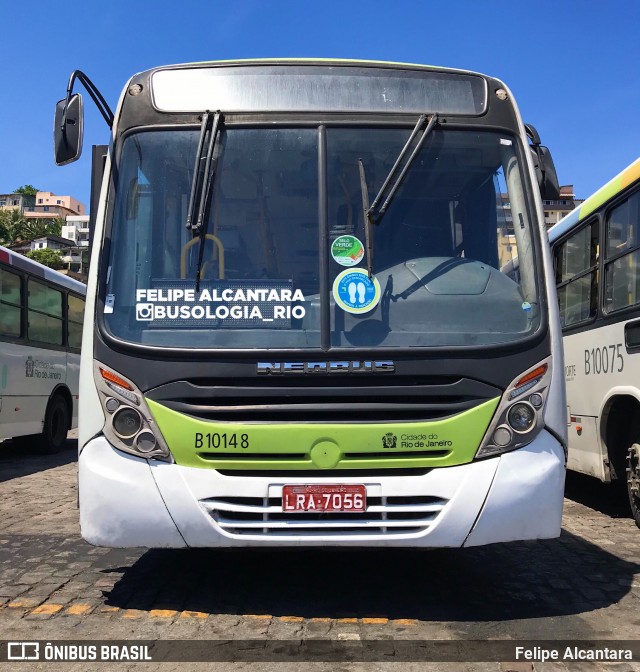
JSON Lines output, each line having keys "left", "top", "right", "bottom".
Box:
{"left": 525, "top": 123, "right": 560, "bottom": 201}
{"left": 531, "top": 144, "right": 560, "bottom": 201}
{"left": 54, "top": 93, "right": 84, "bottom": 165}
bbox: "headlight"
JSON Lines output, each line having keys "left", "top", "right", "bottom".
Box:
{"left": 492, "top": 426, "right": 512, "bottom": 447}
{"left": 507, "top": 402, "right": 536, "bottom": 433}
{"left": 134, "top": 430, "right": 158, "bottom": 453}
{"left": 112, "top": 407, "right": 143, "bottom": 439}
{"left": 93, "top": 361, "right": 172, "bottom": 461}
{"left": 475, "top": 356, "right": 551, "bottom": 459}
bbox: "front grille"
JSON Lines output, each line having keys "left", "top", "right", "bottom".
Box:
{"left": 200, "top": 494, "right": 448, "bottom": 537}
{"left": 215, "top": 468, "right": 432, "bottom": 477}
{"left": 198, "top": 451, "right": 450, "bottom": 470}
{"left": 147, "top": 375, "right": 501, "bottom": 424}
{"left": 147, "top": 372, "right": 501, "bottom": 476}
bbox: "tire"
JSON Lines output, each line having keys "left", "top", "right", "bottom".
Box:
{"left": 38, "top": 394, "right": 70, "bottom": 454}
{"left": 627, "top": 442, "right": 640, "bottom": 529}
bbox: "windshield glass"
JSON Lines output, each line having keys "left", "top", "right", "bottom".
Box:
{"left": 104, "top": 126, "right": 540, "bottom": 349}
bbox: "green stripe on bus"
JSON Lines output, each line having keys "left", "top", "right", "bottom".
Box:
{"left": 574, "top": 158, "right": 640, "bottom": 223}
{"left": 147, "top": 396, "right": 499, "bottom": 471}
{"left": 579, "top": 177, "right": 622, "bottom": 219}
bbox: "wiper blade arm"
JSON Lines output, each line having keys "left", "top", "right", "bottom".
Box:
{"left": 185, "top": 111, "right": 213, "bottom": 232}
{"left": 357, "top": 114, "right": 438, "bottom": 278}
{"left": 195, "top": 111, "right": 222, "bottom": 235}
{"left": 185, "top": 111, "right": 223, "bottom": 292}
{"left": 368, "top": 113, "right": 438, "bottom": 226}
{"left": 368, "top": 114, "right": 427, "bottom": 216}
{"left": 358, "top": 158, "right": 374, "bottom": 279}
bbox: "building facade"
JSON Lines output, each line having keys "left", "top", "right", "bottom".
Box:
{"left": 61, "top": 215, "right": 90, "bottom": 275}
{"left": 543, "top": 186, "right": 584, "bottom": 227}
{"left": 496, "top": 186, "right": 585, "bottom": 266}
{"left": 24, "top": 192, "right": 85, "bottom": 225}
{"left": 61, "top": 215, "right": 90, "bottom": 248}
{"left": 30, "top": 235, "right": 76, "bottom": 251}
{"left": 0, "top": 193, "right": 35, "bottom": 212}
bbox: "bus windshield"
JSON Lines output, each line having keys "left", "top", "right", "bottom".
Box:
{"left": 104, "top": 126, "right": 540, "bottom": 349}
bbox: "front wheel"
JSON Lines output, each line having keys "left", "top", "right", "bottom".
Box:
{"left": 627, "top": 443, "right": 640, "bottom": 529}
{"left": 38, "top": 394, "right": 70, "bottom": 454}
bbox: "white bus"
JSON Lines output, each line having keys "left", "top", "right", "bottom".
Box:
{"left": 55, "top": 59, "right": 567, "bottom": 548}
{"left": 548, "top": 157, "right": 640, "bottom": 527}
{"left": 0, "top": 245, "right": 86, "bottom": 452}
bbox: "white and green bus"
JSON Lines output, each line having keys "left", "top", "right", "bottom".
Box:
{"left": 54, "top": 59, "right": 566, "bottom": 548}
{"left": 0, "top": 245, "right": 85, "bottom": 452}
{"left": 549, "top": 158, "right": 640, "bottom": 527}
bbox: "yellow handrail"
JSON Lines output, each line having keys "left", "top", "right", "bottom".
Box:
{"left": 180, "top": 235, "right": 225, "bottom": 280}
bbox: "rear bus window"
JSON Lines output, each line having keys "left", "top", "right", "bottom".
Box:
{"left": 68, "top": 294, "right": 85, "bottom": 348}
{"left": 0, "top": 268, "right": 22, "bottom": 338}
{"left": 28, "top": 279, "right": 62, "bottom": 345}
{"left": 604, "top": 190, "right": 640, "bottom": 312}
{"left": 554, "top": 220, "right": 599, "bottom": 328}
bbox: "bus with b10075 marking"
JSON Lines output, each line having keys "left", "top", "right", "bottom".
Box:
{"left": 0, "top": 245, "right": 85, "bottom": 452}
{"left": 54, "top": 59, "right": 566, "bottom": 548}
{"left": 548, "top": 157, "right": 640, "bottom": 527}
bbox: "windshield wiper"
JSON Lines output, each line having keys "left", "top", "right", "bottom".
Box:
{"left": 185, "top": 110, "right": 223, "bottom": 292}
{"left": 357, "top": 158, "right": 374, "bottom": 278}
{"left": 358, "top": 114, "right": 438, "bottom": 277}
{"left": 185, "top": 112, "right": 211, "bottom": 232}
{"left": 371, "top": 113, "right": 438, "bottom": 224}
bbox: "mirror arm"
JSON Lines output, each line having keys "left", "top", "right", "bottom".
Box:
{"left": 524, "top": 123, "right": 541, "bottom": 146}
{"left": 62, "top": 70, "right": 114, "bottom": 131}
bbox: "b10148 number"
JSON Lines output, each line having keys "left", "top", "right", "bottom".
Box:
{"left": 194, "top": 433, "right": 249, "bottom": 449}
{"left": 584, "top": 344, "right": 624, "bottom": 375}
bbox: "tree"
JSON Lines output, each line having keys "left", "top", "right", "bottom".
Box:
{"left": 0, "top": 210, "right": 64, "bottom": 246}
{"left": 26, "top": 248, "right": 64, "bottom": 270}
{"left": 14, "top": 185, "right": 39, "bottom": 196}
{"left": 28, "top": 217, "right": 65, "bottom": 238}
{"left": 49, "top": 217, "right": 65, "bottom": 237}
{"left": 0, "top": 208, "right": 28, "bottom": 246}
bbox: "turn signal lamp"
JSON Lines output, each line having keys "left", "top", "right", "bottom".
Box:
{"left": 100, "top": 367, "right": 140, "bottom": 405}
{"left": 515, "top": 364, "right": 547, "bottom": 388}
{"left": 100, "top": 367, "right": 133, "bottom": 389}
{"left": 509, "top": 364, "right": 548, "bottom": 401}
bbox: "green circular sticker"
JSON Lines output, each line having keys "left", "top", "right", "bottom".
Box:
{"left": 331, "top": 235, "right": 364, "bottom": 267}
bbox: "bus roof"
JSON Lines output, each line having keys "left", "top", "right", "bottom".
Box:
{"left": 548, "top": 157, "right": 640, "bottom": 243}
{"left": 0, "top": 245, "right": 86, "bottom": 294}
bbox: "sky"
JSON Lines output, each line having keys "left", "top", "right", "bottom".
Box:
{"left": 1, "top": 0, "right": 638, "bottom": 209}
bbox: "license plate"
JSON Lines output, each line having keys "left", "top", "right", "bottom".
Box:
{"left": 282, "top": 484, "right": 366, "bottom": 513}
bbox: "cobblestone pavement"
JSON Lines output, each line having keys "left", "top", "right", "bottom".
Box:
{"left": 0, "top": 433, "right": 639, "bottom": 671}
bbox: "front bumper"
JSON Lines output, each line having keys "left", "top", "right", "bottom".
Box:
{"left": 78, "top": 429, "right": 565, "bottom": 548}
